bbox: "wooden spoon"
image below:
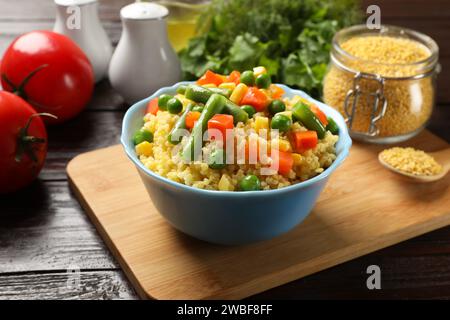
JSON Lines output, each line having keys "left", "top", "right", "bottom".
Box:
{"left": 378, "top": 148, "right": 450, "bottom": 183}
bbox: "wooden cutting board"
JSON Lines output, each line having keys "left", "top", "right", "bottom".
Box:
{"left": 67, "top": 130, "right": 450, "bottom": 300}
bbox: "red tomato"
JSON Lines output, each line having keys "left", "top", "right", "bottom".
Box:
{"left": 0, "top": 31, "right": 94, "bottom": 124}
{"left": 0, "top": 91, "right": 50, "bottom": 193}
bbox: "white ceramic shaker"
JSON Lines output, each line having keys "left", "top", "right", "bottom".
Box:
{"left": 53, "top": 0, "right": 113, "bottom": 82}
{"left": 108, "top": 2, "right": 182, "bottom": 104}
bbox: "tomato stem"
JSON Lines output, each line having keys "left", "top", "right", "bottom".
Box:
{"left": 15, "top": 113, "right": 57, "bottom": 163}
{"left": 2, "top": 64, "right": 49, "bottom": 100}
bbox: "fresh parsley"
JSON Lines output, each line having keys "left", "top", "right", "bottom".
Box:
{"left": 179, "top": 0, "right": 361, "bottom": 99}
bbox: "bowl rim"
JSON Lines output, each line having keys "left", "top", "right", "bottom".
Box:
{"left": 121, "top": 82, "right": 352, "bottom": 197}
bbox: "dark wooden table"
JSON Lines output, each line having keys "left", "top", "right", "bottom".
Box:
{"left": 1, "top": 0, "right": 449, "bottom": 300}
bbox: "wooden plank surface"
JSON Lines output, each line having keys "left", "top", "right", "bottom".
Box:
{"left": 0, "top": 271, "right": 136, "bottom": 300}
{"left": 67, "top": 131, "right": 450, "bottom": 299}
{"left": 1, "top": 0, "right": 450, "bottom": 300}
{"left": 0, "top": 181, "right": 117, "bottom": 273}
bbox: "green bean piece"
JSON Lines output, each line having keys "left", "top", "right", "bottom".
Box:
{"left": 326, "top": 117, "right": 339, "bottom": 135}
{"left": 185, "top": 85, "right": 247, "bottom": 124}
{"left": 192, "top": 105, "right": 204, "bottom": 113}
{"left": 185, "top": 85, "right": 212, "bottom": 104}
{"left": 168, "top": 103, "right": 194, "bottom": 145}
{"left": 209, "top": 87, "right": 232, "bottom": 98}
{"left": 292, "top": 102, "right": 326, "bottom": 139}
{"left": 182, "top": 94, "right": 226, "bottom": 161}
{"left": 223, "top": 99, "right": 249, "bottom": 125}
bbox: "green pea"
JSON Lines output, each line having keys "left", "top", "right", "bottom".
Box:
{"left": 326, "top": 117, "right": 339, "bottom": 135}
{"left": 176, "top": 85, "right": 187, "bottom": 95}
{"left": 208, "top": 148, "right": 226, "bottom": 170}
{"left": 255, "top": 73, "right": 271, "bottom": 89}
{"left": 240, "top": 105, "right": 256, "bottom": 118}
{"left": 158, "top": 94, "right": 172, "bottom": 110}
{"left": 271, "top": 114, "right": 292, "bottom": 132}
{"left": 239, "top": 175, "right": 261, "bottom": 191}
{"left": 167, "top": 98, "right": 183, "bottom": 114}
{"left": 192, "top": 105, "right": 204, "bottom": 113}
{"left": 133, "top": 128, "right": 153, "bottom": 145}
{"left": 268, "top": 100, "right": 286, "bottom": 116}
{"left": 240, "top": 71, "right": 255, "bottom": 86}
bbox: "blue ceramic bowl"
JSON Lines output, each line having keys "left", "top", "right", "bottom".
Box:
{"left": 121, "top": 82, "right": 352, "bottom": 245}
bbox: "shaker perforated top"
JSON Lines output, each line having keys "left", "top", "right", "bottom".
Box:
{"left": 120, "top": 2, "right": 169, "bottom": 20}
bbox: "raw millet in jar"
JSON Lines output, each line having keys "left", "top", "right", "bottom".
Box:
{"left": 323, "top": 35, "right": 434, "bottom": 137}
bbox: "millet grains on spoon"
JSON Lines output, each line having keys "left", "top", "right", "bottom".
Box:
{"left": 379, "top": 147, "right": 443, "bottom": 176}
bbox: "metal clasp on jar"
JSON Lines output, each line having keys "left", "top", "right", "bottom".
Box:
{"left": 344, "top": 72, "right": 388, "bottom": 137}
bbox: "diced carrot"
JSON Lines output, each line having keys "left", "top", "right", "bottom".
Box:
{"left": 185, "top": 111, "right": 201, "bottom": 129}
{"left": 208, "top": 114, "right": 234, "bottom": 146}
{"left": 290, "top": 131, "right": 318, "bottom": 153}
{"left": 146, "top": 98, "right": 159, "bottom": 115}
{"left": 240, "top": 87, "right": 269, "bottom": 111}
{"left": 243, "top": 137, "right": 261, "bottom": 163}
{"left": 197, "top": 70, "right": 224, "bottom": 86}
{"left": 226, "top": 70, "right": 241, "bottom": 85}
{"left": 272, "top": 150, "right": 293, "bottom": 175}
{"left": 309, "top": 104, "right": 328, "bottom": 126}
{"left": 269, "top": 84, "right": 285, "bottom": 99}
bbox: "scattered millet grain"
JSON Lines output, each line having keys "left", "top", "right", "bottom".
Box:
{"left": 380, "top": 147, "right": 442, "bottom": 176}
{"left": 323, "top": 35, "right": 434, "bottom": 138}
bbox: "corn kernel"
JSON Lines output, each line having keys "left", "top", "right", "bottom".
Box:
{"left": 270, "top": 139, "right": 291, "bottom": 152}
{"left": 219, "top": 82, "right": 236, "bottom": 91}
{"left": 277, "top": 139, "right": 292, "bottom": 152}
{"left": 292, "top": 153, "right": 302, "bottom": 166}
{"left": 218, "top": 175, "right": 234, "bottom": 191}
{"left": 135, "top": 141, "right": 153, "bottom": 157}
{"left": 175, "top": 94, "right": 193, "bottom": 108}
{"left": 253, "top": 66, "right": 267, "bottom": 77}
{"left": 254, "top": 116, "right": 269, "bottom": 133}
{"left": 291, "top": 95, "right": 311, "bottom": 107}
{"left": 202, "top": 83, "right": 217, "bottom": 88}
{"left": 230, "top": 83, "right": 248, "bottom": 104}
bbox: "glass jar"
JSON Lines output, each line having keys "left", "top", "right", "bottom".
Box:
{"left": 323, "top": 25, "right": 440, "bottom": 144}
{"left": 146, "top": 0, "right": 210, "bottom": 52}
